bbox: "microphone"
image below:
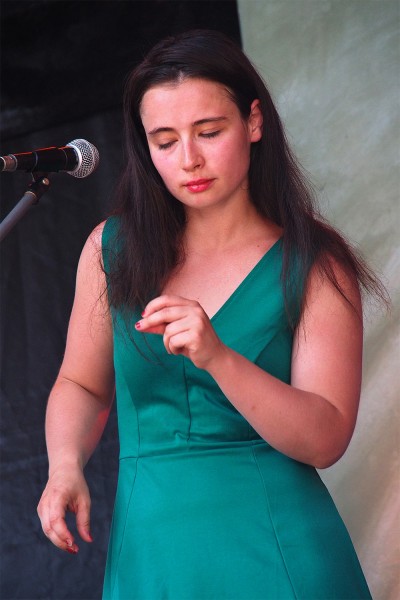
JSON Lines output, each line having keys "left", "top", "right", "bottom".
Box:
{"left": 0, "top": 139, "right": 99, "bottom": 178}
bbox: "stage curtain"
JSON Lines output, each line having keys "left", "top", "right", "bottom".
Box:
{"left": 238, "top": 2, "right": 399, "bottom": 599}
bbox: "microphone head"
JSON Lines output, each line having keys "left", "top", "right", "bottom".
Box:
{"left": 66, "top": 139, "right": 99, "bottom": 178}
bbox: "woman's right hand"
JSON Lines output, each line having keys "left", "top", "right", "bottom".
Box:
{"left": 37, "top": 223, "right": 114, "bottom": 554}
{"left": 37, "top": 465, "right": 92, "bottom": 554}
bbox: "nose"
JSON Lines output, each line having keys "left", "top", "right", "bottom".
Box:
{"left": 181, "top": 139, "right": 204, "bottom": 172}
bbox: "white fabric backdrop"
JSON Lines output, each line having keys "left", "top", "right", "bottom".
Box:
{"left": 238, "top": 1, "right": 399, "bottom": 598}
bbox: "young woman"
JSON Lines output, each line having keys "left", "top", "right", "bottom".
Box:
{"left": 37, "top": 29, "right": 385, "bottom": 599}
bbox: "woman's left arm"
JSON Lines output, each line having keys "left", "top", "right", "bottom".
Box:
{"left": 214, "top": 262, "right": 363, "bottom": 468}
{"left": 211, "top": 260, "right": 363, "bottom": 468}
{"left": 138, "top": 261, "right": 363, "bottom": 468}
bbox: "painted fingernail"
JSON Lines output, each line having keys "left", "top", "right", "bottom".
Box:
{"left": 66, "top": 538, "right": 73, "bottom": 547}
{"left": 141, "top": 310, "right": 146, "bottom": 317}
{"left": 135, "top": 321, "right": 141, "bottom": 329}
{"left": 67, "top": 547, "right": 78, "bottom": 554}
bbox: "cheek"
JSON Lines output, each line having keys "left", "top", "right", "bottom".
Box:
{"left": 149, "top": 152, "right": 172, "bottom": 181}
{"left": 150, "top": 154, "right": 179, "bottom": 193}
{"left": 217, "top": 135, "right": 251, "bottom": 172}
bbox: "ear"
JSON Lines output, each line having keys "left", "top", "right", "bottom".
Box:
{"left": 248, "top": 99, "right": 263, "bottom": 143}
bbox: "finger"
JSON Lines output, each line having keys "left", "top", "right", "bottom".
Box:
{"left": 38, "top": 491, "right": 80, "bottom": 553}
{"left": 41, "top": 511, "right": 78, "bottom": 553}
{"left": 162, "top": 320, "right": 190, "bottom": 354}
{"left": 75, "top": 498, "right": 93, "bottom": 543}
{"left": 143, "top": 295, "right": 196, "bottom": 317}
{"left": 52, "top": 520, "right": 79, "bottom": 553}
{"left": 165, "top": 330, "right": 191, "bottom": 356}
{"left": 135, "top": 321, "right": 165, "bottom": 335}
{"left": 136, "top": 305, "right": 186, "bottom": 332}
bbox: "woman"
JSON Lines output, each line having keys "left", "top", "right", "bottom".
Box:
{"left": 37, "top": 29, "right": 384, "bottom": 599}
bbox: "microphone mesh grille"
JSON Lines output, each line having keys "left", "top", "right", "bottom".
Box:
{"left": 67, "top": 139, "right": 100, "bottom": 178}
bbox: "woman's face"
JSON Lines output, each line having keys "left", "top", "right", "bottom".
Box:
{"left": 140, "top": 78, "right": 262, "bottom": 214}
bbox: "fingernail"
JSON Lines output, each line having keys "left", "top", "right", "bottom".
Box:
{"left": 135, "top": 321, "right": 141, "bottom": 329}
{"left": 67, "top": 547, "right": 78, "bottom": 554}
{"left": 141, "top": 310, "right": 146, "bottom": 317}
{"left": 66, "top": 538, "right": 73, "bottom": 547}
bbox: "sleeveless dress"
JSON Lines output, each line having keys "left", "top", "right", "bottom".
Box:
{"left": 101, "top": 218, "right": 372, "bottom": 600}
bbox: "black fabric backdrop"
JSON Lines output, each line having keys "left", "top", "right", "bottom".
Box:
{"left": 0, "top": 2, "right": 241, "bottom": 598}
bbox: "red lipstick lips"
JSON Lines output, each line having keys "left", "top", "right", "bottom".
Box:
{"left": 184, "top": 179, "right": 214, "bottom": 193}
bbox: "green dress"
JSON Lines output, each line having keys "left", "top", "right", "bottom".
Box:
{"left": 102, "top": 219, "right": 372, "bottom": 600}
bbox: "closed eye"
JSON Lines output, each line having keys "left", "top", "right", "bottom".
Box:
{"left": 158, "top": 140, "right": 176, "bottom": 150}
{"left": 200, "top": 130, "right": 221, "bottom": 139}
{"left": 157, "top": 130, "right": 220, "bottom": 150}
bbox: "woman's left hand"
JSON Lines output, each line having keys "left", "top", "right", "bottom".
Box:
{"left": 135, "top": 295, "right": 226, "bottom": 370}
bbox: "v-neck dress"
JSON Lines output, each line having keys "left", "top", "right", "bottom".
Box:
{"left": 101, "top": 218, "right": 371, "bottom": 600}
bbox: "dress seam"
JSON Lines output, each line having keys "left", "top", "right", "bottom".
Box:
{"left": 110, "top": 378, "right": 140, "bottom": 599}
{"left": 110, "top": 456, "right": 139, "bottom": 599}
{"left": 250, "top": 445, "right": 298, "bottom": 600}
{"left": 182, "top": 358, "right": 192, "bottom": 443}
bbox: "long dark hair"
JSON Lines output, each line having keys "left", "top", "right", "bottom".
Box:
{"left": 107, "top": 29, "right": 387, "bottom": 324}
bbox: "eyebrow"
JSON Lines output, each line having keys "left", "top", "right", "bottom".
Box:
{"left": 147, "top": 116, "right": 228, "bottom": 136}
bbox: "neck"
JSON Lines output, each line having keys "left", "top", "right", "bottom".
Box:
{"left": 183, "top": 200, "right": 273, "bottom": 254}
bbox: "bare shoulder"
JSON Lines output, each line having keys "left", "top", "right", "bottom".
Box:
{"left": 90, "top": 219, "right": 107, "bottom": 244}
{"left": 77, "top": 220, "right": 108, "bottom": 279}
{"left": 81, "top": 220, "right": 107, "bottom": 260}
{"left": 302, "top": 254, "right": 362, "bottom": 325}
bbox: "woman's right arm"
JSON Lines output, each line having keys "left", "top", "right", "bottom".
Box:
{"left": 37, "top": 221, "right": 115, "bottom": 554}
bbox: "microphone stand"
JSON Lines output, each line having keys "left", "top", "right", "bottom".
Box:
{"left": 0, "top": 172, "right": 51, "bottom": 242}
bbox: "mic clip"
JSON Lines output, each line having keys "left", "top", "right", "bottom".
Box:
{"left": 0, "top": 172, "right": 52, "bottom": 242}
{"left": 28, "top": 171, "right": 51, "bottom": 201}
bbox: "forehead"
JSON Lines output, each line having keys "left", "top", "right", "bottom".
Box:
{"left": 140, "top": 78, "right": 238, "bottom": 126}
